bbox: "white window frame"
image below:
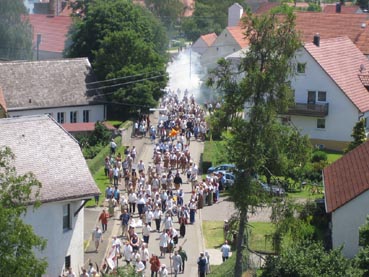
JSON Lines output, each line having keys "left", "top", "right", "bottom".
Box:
{"left": 63, "top": 204, "right": 71, "bottom": 231}
{"left": 83, "top": 110, "right": 90, "bottom": 123}
{"left": 70, "top": 111, "right": 78, "bottom": 123}
{"left": 57, "top": 112, "right": 65, "bottom": 124}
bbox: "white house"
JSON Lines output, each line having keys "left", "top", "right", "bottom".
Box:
{"left": 323, "top": 140, "right": 369, "bottom": 257}
{"left": 0, "top": 115, "right": 100, "bottom": 276}
{"left": 228, "top": 2, "right": 244, "bottom": 27}
{"left": 289, "top": 36, "right": 369, "bottom": 150}
{"left": 0, "top": 58, "right": 106, "bottom": 123}
{"left": 192, "top": 33, "right": 217, "bottom": 55}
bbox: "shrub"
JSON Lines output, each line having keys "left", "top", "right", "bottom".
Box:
{"left": 311, "top": 150, "right": 327, "bottom": 163}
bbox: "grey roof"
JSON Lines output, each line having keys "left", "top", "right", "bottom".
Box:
{"left": 0, "top": 115, "right": 100, "bottom": 203}
{"left": 0, "top": 58, "right": 99, "bottom": 111}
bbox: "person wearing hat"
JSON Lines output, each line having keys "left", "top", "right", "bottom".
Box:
{"left": 158, "top": 264, "right": 168, "bottom": 277}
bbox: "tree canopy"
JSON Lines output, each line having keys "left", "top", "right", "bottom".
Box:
{"left": 0, "top": 147, "right": 47, "bottom": 275}
{"left": 207, "top": 10, "right": 309, "bottom": 276}
{"left": 65, "top": 0, "right": 169, "bottom": 117}
{"left": 181, "top": 0, "right": 248, "bottom": 41}
{"left": 145, "top": 0, "right": 184, "bottom": 30}
{"left": 0, "top": 0, "right": 33, "bottom": 60}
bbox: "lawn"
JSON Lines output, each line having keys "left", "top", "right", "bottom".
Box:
{"left": 248, "top": 222, "right": 275, "bottom": 253}
{"left": 325, "top": 149, "right": 343, "bottom": 164}
{"left": 202, "top": 220, "right": 275, "bottom": 253}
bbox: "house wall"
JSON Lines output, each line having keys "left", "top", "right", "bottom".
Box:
{"left": 201, "top": 29, "right": 241, "bottom": 69}
{"left": 23, "top": 200, "right": 85, "bottom": 276}
{"left": 33, "top": 49, "right": 63, "bottom": 61}
{"left": 192, "top": 38, "right": 208, "bottom": 55}
{"left": 290, "top": 49, "right": 360, "bottom": 149}
{"left": 8, "top": 104, "right": 105, "bottom": 124}
{"left": 228, "top": 3, "right": 243, "bottom": 27}
{"left": 331, "top": 190, "right": 369, "bottom": 258}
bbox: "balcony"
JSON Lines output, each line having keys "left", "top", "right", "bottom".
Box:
{"left": 287, "top": 102, "right": 329, "bottom": 117}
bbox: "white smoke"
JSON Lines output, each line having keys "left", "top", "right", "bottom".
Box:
{"left": 166, "top": 48, "right": 209, "bottom": 103}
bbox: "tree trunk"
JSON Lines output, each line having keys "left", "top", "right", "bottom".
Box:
{"left": 234, "top": 208, "right": 247, "bottom": 277}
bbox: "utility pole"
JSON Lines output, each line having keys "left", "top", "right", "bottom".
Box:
{"left": 36, "top": 34, "right": 42, "bottom": 61}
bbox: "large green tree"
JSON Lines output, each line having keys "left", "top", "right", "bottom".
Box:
{"left": 208, "top": 10, "right": 304, "bottom": 276}
{"left": 145, "top": 0, "right": 183, "bottom": 30}
{"left": 65, "top": 0, "right": 168, "bottom": 117}
{"left": 181, "top": 0, "right": 247, "bottom": 41}
{"left": 0, "top": 0, "right": 33, "bottom": 60}
{"left": 0, "top": 147, "right": 47, "bottom": 275}
{"left": 345, "top": 118, "right": 366, "bottom": 153}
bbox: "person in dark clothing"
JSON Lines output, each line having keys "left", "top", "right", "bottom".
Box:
{"left": 197, "top": 252, "right": 207, "bottom": 277}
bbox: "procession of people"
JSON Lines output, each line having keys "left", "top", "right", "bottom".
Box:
{"left": 86, "top": 89, "right": 226, "bottom": 276}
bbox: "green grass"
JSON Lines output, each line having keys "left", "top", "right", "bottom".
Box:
{"left": 209, "top": 252, "right": 236, "bottom": 276}
{"left": 248, "top": 222, "right": 275, "bottom": 253}
{"left": 324, "top": 150, "right": 343, "bottom": 164}
{"left": 287, "top": 184, "right": 324, "bottom": 200}
{"left": 202, "top": 221, "right": 225, "bottom": 249}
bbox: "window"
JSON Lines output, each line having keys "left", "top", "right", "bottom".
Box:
{"left": 297, "top": 62, "right": 306, "bottom": 74}
{"left": 307, "top": 91, "right": 316, "bottom": 104}
{"left": 317, "top": 118, "right": 326, "bottom": 129}
{"left": 63, "top": 204, "right": 71, "bottom": 230}
{"left": 65, "top": 255, "right": 71, "bottom": 269}
{"left": 83, "top": 110, "right": 90, "bottom": 123}
{"left": 70, "top": 111, "right": 78, "bottom": 123}
{"left": 57, "top": 112, "right": 65, "bottom": 124}
{"left": 318, "top": 91, "right": 326, "bottom": 102}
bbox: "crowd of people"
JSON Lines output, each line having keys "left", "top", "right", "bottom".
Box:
{"left": 90, "top": 89, "right": 228, "bottom": 276}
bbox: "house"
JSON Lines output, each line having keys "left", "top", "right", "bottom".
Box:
{"left": 192, "top": 33, "right": 217, "bottom": 55}
{"left": 0, "top": 115, "right": 100, "bottom": 276}
{"left": 289, "top": 36, "right": 369, "bottom": 150}
{"left": 0, "top": 58, "right": 106, "bottom": 124}
{"left": 29, "top": 14, "right": 72, "bottom": 60}
{"left": 323, "top": 140, "right": 369, "bottom": 257}
{"left": 61, "top": 121, "right": 116, "bottom": 137}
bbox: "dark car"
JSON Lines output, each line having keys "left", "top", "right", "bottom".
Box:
{"left": 207, "top": 164, "right": 236, "bottom": 174}
{"left": 214, "top": 171, "right": 235, "bottom": 189}
{"left": 259, "top": 181, "right": 285, "bottom": 196}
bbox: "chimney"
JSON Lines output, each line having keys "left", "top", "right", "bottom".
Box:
{"left": 49, "top": 0, "right": 56, "bottom": 16}
{"left": 336, "top": 2, "right": 341, "bottom": 13}
{"left": 228, "top": 3, "right": 243, "bottom": 27}
{"left": 313, "top": 33, "right": 320, "bottom": 47}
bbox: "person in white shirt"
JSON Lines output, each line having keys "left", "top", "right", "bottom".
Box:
{"left": 220, "top": 240, "right": 231, "bottom": 262}
{"left": 140, "top": 243, "right": 150, "bottom": 268}
{"left": 123, "top": 241, "right": 133, "bottom": 265}
{"left": 137, "top": 160, "right": 145, "bottom": 174}
{"left": 92, "top": 227, "right": 103, "bottom": 253}
{"left": 153, "top": 206, "right": 163, "bottom": 232}
{"left": 112, "top": 236, "right": 122, "bottom": 254}
{"left": 159, "top": 230, "right": 169, "bottom": 257}
{"left": 171, "top": 251, "right": 182, "bottom": 277}
{"left": 158, "top": 264, "right": 168, "bottom": 277}
{"left": 142, "top": 222, "right": 152, "bottom": 244}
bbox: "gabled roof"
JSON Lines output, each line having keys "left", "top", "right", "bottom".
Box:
{"left": 200, "top": 33, "right": 217, "bottom": 46}
{"left": 0, "top": 58, "right": 98, "bottom": 111}
{"left": 294, "top": 12, "right": 369, "bottom": 55}
{"left": 324, "top": 140, "right": 369, "bottom": 213}
{"left": 304, "top": 36, "right": 369, "bottom": 113}
{"left": 226, "top": 26, "right": 249, "bottom": 48}
{"left": 62, "top": 122, "right": 115, "bottom": 133}
{"left": 0, "top": 87, "right": 6, "bottom": 113}
{"left": 28, "top": 14, "right": 72, "bottom": 53}
{"left": 323, "top": 4, "right": 360, "bottom": 14}
{"left": 0, "top": 115, "right": 100, "bottom": 203}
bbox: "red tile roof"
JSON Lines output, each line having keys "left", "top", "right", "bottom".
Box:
{"left": 324, "top": 140, "right": 369, "bottom": 213}
{"left": 255, "top": 2, "right": 279, "bottom": 14}
{"left": 304, "top": 36, "right": 369, "bottom": 113}
{"left": 200, "top": 33, "right": 217, "bottom": 46}
{"left": 0, "top": 87, "right": 7, "bottom": 113}
{"left": 62, "top": 122, "right": 115, "bottom": 133}
{"left": 323, "top": 4, "right": 360, "bottom": 14}
{"left": 28, "top": 14, "right": 72, "bottom": 53}
{"left": 294, "top": 12, "right": 369, "bottom": 55}
{"left": 226, "top": 26, "right": 249, "bottom": 48}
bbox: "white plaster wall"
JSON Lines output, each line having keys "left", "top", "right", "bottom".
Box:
{"left": 8, "top": 104, "right": 105, "bottom": 123}
{"left": 290, "top": 49, "right": 359, "bottom": 142}
{"left": 228, "top": 3, "right": 243, "bottom": 27}
{"left": 23, "top": 200, "right": 85, "bottom": 277}
{"left": 332, "top": 190, "right": 369, "bottom": 258}
{"left": 201, "top": 29, "right": 241, "bottom": 69}
{"left": 192, "top": 38, "right": 208, "bottom": 55}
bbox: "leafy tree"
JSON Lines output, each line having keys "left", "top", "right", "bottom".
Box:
{"left": 0, "top": 0, "right": 33, "bottom": 60}
{"left": 345, "top": 118, "right": 366, "bottom": 153}
{"left": 181, "top": 0, "right": 247, "bottom": 41}
{"left": 357, "top": 0, "right": 369, "bottom": 10}
{"left": 261, "top": 242, "right": 362, "bottom": 277}
{"left": 0, "top": 147, "right": 47, "bottom": 275}
{"left": 64, "top": 0, "right": 168, "bottom": 117}
{"left": 145, "top": 0, "right": 183, "bottom": 30}
{"left": 208, "top": 10, "right": 304, "bottom": 276}
{"left": 354, "top": 216, "right": 369, "bottom": 276}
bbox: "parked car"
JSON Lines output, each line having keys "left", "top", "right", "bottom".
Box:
{"left": 259, "top": 181, "right": 285, "bottom": 196}
{"left": 214, "top": 171, "right": 235, "bottom": 189}
{"left": 207, "top": 164, "right": 236, "bottom": 174}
